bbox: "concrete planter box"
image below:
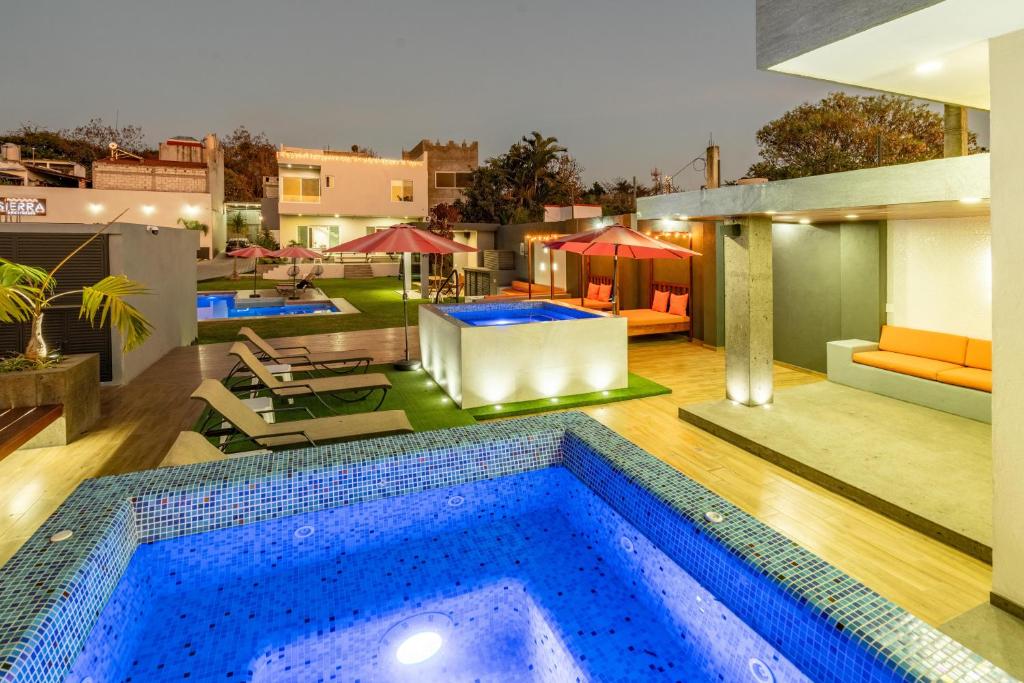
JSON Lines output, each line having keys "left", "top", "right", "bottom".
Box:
{"left": 0, "top": 353, "right": 101, "bottom": 447}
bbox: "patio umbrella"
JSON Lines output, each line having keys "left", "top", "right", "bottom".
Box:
{"left": 545, "top": 224, "right": 700, "bottom": 314}
{"left": 228, "top": 245, "right": 278, "bottom": 298}
{"left": 272, "top": 245, "right": 323, "bottom": 298}
{"left": 326, "top": 224, "right": 476, "bottom": 371}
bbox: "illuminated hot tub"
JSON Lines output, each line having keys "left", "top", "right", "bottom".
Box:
{"left": 418, "top": 301, "right": 628, "bottom": 408}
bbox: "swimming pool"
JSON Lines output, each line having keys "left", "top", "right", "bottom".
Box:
{"left": 0, "top": 414, "right": 1011, "bottom": 683}
{"left": 446, "top": 301, "right": 599, "bottom": 327}
{"left": 197, "top": 292, "right": 339, "bottom": 321}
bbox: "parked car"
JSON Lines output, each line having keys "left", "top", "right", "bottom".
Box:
{"left": 226, "top": 238, "right": 250, "bottom": 252}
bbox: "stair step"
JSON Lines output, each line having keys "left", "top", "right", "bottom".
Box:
{"left": 345, "top": 264, "right": 375, "bottom": 278}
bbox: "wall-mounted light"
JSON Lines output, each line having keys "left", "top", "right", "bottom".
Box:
{"left": 182, "top": 204, "right": 199, "bottom": 217}
{"left": 798, "top": 218, "right": 811, "bottom": 225}
{"left": 764, "top": 210, "right": 777, "bottom": 216}
{"left": 141, "top": 205, "right": 155, "bottom": 216}
{"left": 959, "top": 196, "right": 983, "bottom": 205}
{"left": 87, "top": 203, "right": 104, "bottom": 215}
{"left": 845, "top": 214, "right": 859, "bottom": 220}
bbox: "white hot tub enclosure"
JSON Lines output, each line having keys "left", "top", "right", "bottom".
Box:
{"left": 418, "top": 302, "right": 628, "bottom": 409}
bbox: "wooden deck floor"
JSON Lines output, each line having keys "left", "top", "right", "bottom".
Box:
{"left": 0, "top": 330, "right": 990, "bottom": 626}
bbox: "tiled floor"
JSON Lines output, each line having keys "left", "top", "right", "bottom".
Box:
{"left": 0, "top": 330, "right": 992, "bottom": 628}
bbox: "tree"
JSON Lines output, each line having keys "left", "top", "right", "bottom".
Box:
{"left": 579, "top": 177, "right": 654, "bottom": 216}
{"left": 221, "top": 127, "right": 277, "bottom": 201}
{"left": 0, "top": 213, "right": 151, "bottom": 363}
{"left": 1, "top": 119, "right": 153, "bottom": 176}
{"left": 748, "top": 92, "right": 981, "bottom": 180}
{"left": 454, "top": 131, "right": 577, "bottom": 224}
{"left": 426, "top": 203, "right": 461, "bottom": 280}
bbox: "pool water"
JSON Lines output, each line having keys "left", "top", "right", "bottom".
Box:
{"left": 447, "top": 302, "right": 599, "bottom": 327}
{"left": 197, "top": 293, "right": 339, "bottom": 321}
{"left": 67, "top": 469, "right": 805, "bottom": 682}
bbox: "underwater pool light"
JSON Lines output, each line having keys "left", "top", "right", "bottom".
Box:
{"left": 396, "top": 631, "right": 443, "bottom": 665}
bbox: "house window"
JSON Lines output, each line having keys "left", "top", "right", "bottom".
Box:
{"left": 282, "top": 176, "right": 320, "bottom": 203}
{"left": 390, "top": 179, "right": 414, "bottom": 202}
{"left": 435, "top": 171, "right": 473, "bottom": 189}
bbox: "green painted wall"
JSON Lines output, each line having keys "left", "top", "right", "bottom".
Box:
{"left": 771, "top": 221, "right": 885, "bottom": 372}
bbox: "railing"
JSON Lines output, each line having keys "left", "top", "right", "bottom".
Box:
{"left": 433, "top": 270, "right": 461, "bottom": 304}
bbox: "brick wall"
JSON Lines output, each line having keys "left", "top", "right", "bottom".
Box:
{"left": 403, "top": 140, "right": 479, "bottom": 207}
{"left": 93, "top": 162, "right": 209, "bottom": 193}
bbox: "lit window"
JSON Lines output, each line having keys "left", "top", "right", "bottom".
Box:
{"left": 391, "top": 180, "right": 414, "bottom": 203}
{"left": 435, "top": 172, "right": 473, "bottom": 189}
{"left": 282, "top": 176, "right": 321, "bottom": 203}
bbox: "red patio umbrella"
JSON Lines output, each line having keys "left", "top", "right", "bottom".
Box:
{"left": 326, "top": 224, "right": 476, "bottom": 370}
{"left": 545, "top": 224, "right": 700, "bottom": 314}
{"left": 228, "top": 245, "right": 278, "bottom": 298}
{"left": 272, "top": 246, "right": 323, "bottom": 298}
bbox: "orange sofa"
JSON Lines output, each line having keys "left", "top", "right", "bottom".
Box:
{"left": 827, "top": 325, "right": 991, "bottom": 423}
{"left": 852, "top": 326, "right": 991, "bottom": 392}
{"left": 495, "top": 280, "right": 571, "bottom": 299}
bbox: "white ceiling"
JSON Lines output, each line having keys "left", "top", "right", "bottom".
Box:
{"left": 768, "top": 0, "right": 1024, "bottom": 110}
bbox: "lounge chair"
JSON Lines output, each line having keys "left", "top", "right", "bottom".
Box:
{"left": 159, "top": 430, "right": 269, "bottom": 467}
{"left": 227, "top": 342, "right": 392, "bottom": 410}
{"left": 192, "top": 380, "right": 413, "bottom": 449}
{"left": 237, "top": 326, "right": 372, "bottom": 374}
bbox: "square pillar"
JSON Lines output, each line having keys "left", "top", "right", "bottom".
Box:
{"left": 943, "top": 104, "right": 970, "bottom": 158}
{"left": 990, "top": 28, "right": 1024, "bottom": 616}
{"left": 724, "top": 216, "right": 773, "bottom": 405}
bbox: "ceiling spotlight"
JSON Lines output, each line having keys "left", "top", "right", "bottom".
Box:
{"left": 845, "top": 214, "right": 859, "bottom": 220}
{"left": 959, "top": 196, "right": 983, "bottom": 205}
{"left": 915, "top": 60, "right": 943, "bottom": 75}
{"left": 798, "top": 218, "right": 811, "bottom": 225}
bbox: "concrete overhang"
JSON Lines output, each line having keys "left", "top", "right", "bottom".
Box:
{"left": 637, "top": 154, "right": 990, "bottom": 224}
{"left": 757, "top": 0, "right": 1024, "bottom": 109}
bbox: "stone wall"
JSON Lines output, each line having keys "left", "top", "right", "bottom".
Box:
{"left": 403, "top": 139, "right": 479, "bottom": 207}
{"left": 93, "top": 162, "right": 209, "bottom": 193}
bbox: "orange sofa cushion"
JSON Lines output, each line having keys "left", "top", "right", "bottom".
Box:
{"left": 669, "top": 292, "right": 689, "bottom": 317}
{"left": 937, "top": 367, "right": 992, "bottom": 393}
{"left": 510, "top": 280, "right": 564, "bottom": 294}
{"left": 651, "top": 289, "right": 670, "bottom": 313}
{"left": 597, "top": 283, "right": 612, "bottom": 301}
{"left": 620, "top": 309, "right": 689, "bottom": 324}
{"left": 586, "top": 282, "right": 600, "bottom": 300}
{"left": 582, "top": 298, "right": 613, "bottom": 311}
{"left": 878, "top": 325, "right": 968, "bottom": 365}
{"left": 852, "top": 350, "right": 960, "bottom": 380}
{"left": 965, "top": 338, "right": 992, "bottom": 370}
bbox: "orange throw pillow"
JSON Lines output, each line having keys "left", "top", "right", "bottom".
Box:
{"left": 652, "top": 289, "right": 670, "bottom": 313}
{"left": 669, "top": 292, "right": 689, "bottom": 316}
{"left": 597, "top": 283, "right": 612, "bottom": 302}
{"left": 586, "top": 282, "right": 600, "bottom": 300}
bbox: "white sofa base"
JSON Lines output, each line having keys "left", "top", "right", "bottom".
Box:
{"left": 826, "top": 339, "right": 991, "bottom": 423}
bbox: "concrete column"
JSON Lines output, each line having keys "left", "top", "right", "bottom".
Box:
{"left": 990, "top": 28, "right": 1024, "bottom": 617}
{"left": 724, "top": 216, "right": 773, "bottom": 406}
{"left": 944, "top": 104, "right": 969, "bottom": 158}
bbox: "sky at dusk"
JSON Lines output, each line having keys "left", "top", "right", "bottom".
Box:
{"left": 3, "top": 0, "right": 989, "bottom": 190}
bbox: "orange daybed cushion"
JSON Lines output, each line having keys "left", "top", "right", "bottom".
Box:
{"left": 620, "top": 309, "right": 689, "bottom": 324}
{"left": 878, "top": 325, "right": 968, "bottom": 365}
{"left": 586, "top": 282, "right": 600, "bottom": 300}
{"left": 937, "top": 367, "right": 992, "bottom": 392}
{"left": 965, "top": 338, "right": 992, "bottom": 370}
{"left": 651, "top": 289, "right": 670, "bottom": 313}
{"left": 582, "top": 298, "right": 613, "bottom": 311}
{"left": 597, "top": 283, "right": 612, "bottom": 301}
{"left": 668, "top": 292, "right": 689, "bottom": 317}
{"left": 852, "top": 350, "right": 960, "bottom": 380}
{"left": 510, "top": 280, "right": 565, "bottom": 294}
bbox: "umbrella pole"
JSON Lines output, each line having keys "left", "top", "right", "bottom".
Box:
{"left": 394, "top": 251, "right": 421, "bottom": 371}
{"left": 292, "top": 257, "right": 297, "bottom": 298}
{"left": 252, "top": 258, "right": 260, "bottom": 298}
{"left": 612, "top": 247, "right": 619, "bottom": 316}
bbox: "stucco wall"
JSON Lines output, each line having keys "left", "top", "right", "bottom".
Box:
{"left": 886, "top": 217, "right": 991, "bottom": 339}
{"left": 772, "top": 221, "right": 885, "bottom": 372}
{"left": 990, "top": 27, "right": 1024, "bottom": 612}
{"left": 278, "top": 215, "right": 418, "bottom": 249}
{"left": 108, "top": 224, "right": 198, "bottom": 384}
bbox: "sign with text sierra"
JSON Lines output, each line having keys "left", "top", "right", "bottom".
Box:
{"left": 0, "top": 197, "right": 47, "bottom": 216}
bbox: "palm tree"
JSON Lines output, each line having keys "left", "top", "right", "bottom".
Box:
{"left": 0, "top": 211, "right": 152, "bottom": 362}
{"left": 521, "top": 131, "right": 566, "bottom": 206}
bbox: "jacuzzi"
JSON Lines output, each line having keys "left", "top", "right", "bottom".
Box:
{"left": 418, "top": 301, "right": 627, "bottom": 408}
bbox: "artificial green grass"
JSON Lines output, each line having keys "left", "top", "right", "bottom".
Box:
{"left": 467, "top": 372, "right": 671, "bottom": 420}
{"left": 196, "top": 277, "right": 428, "bottom": 344}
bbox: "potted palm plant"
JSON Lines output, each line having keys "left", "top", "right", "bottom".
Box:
{"left": 0, "top": 213, "right": 152, "bottom": 445}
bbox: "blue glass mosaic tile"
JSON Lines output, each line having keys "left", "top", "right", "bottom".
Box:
{"left": 0, "top": 413, "right": 1014, "bottom": 683}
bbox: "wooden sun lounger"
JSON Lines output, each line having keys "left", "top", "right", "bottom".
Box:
{"left": 191, "top": 380, "right": 413, "bottom": 450}
{"left": 227, "top": 343, "right": 392, "bottom": 410}
{"left": 238, "top": 326, "right": 372, "bottom": 374}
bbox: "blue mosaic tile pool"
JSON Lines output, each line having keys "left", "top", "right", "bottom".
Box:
{"left": 0, "top": 413, "right": 1014, "bottom": 683}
